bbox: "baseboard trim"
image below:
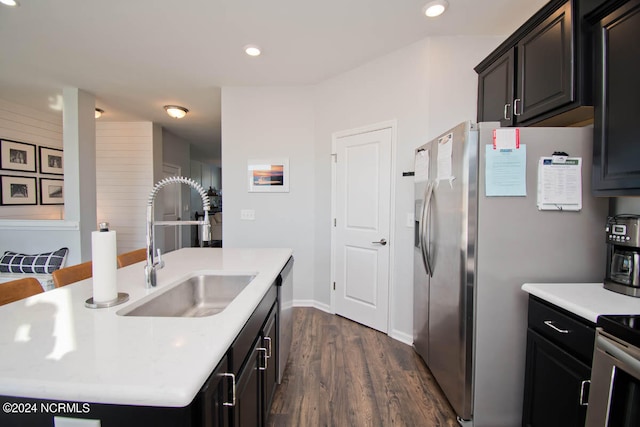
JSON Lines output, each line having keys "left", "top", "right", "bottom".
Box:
{"left": 389, "top": 329, "right": 413, "bottom": 346}
{"left": 292, "top": 300, "right": 412, "bottom": 345}
{"left": 293, "top": 299, "right": 332, "bottom": 313}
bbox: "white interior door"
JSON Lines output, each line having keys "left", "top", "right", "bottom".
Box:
{"left": 333, "top": 126, "right": 392, "bottom": 333}
{"left": 162, "top": 163, "right": 181, "bottom": 253}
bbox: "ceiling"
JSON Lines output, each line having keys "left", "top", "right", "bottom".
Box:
{"left": 0, "top": 0, "right": 547, "bottom": 165}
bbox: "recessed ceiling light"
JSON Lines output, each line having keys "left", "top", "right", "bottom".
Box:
{"left": 0, "top": 0, "right": 19, "bottom": 6}
{"left": 95, "top": 108, "right": 104, "bottom": 119}
{"left": 244, "top": 45, "right": 261, "bottom": 57}
{"left": 164, "top": 105, "right": 189, "bottom": 119}
{"left": 423, "top": 0, "right": 448, "bottom": 18}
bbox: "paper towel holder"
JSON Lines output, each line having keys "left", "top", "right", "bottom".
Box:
{"left": 85, "top": 292, "right": 129, "bottom": 309}
{"left": 86, "top": 221, "right": 130, "bottom": 308}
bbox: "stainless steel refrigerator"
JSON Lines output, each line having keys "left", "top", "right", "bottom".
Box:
{"left": 413, "top": 121, "right": 607, "bottom": 427}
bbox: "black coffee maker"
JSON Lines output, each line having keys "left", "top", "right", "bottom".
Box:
{"left": 605, "top": 214, "right": 640, "bottom": 297}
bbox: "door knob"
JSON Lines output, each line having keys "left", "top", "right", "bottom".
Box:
{"left": 372, "top": 239, "right": 387, "bottom": 246}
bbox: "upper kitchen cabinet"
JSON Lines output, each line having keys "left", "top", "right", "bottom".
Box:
{"left": 477, "top": 49, "right": 515, "bottom": 126}
{"left": 476, "top": 0, "right": 602, "bottom": 127}
{"left": 588, "top": 0, "right": 640, "bottom": 196}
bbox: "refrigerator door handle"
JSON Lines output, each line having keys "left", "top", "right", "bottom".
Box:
{"left": 421, "top": 181, "right": 434, "bottom": 277}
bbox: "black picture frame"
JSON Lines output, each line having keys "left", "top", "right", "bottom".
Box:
{"left": 39, "top": 178, "right": 64, "bottom": 205}
{"left": 0, "top": 175, "right": 37, "bottom": 206}
{"left": 39, "top": 146, "right": 64, "bottom": 175}
{"left": 0, "top": 139, "right": 37, "bottom": 173}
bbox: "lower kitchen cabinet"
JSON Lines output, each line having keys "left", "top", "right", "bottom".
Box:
{"left": 262, "top": 307, "right": 278, "bottom": 413}
{"left": 232, "top": 305, "right": 277, "bottom": 427}
{"left": 522, "top": 297, "right": 594, "bottom": 427}
{"left": 233, "top": 339, "right": 262, "bottom": 427}
{"left": 203, "top": 286, "right": 279, "bottom": 427}
{"left": 523, "top": 330, "right": 591, "bottom": 426}
{"left": 199, "top": 355, "right": 231, "bottom": 427}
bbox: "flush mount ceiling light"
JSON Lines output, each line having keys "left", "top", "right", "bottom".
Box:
{"left": 244, "top": 45, "right": 261, "bottom": 57}
{"left": 95, "top": 108, "right": 104, "bottom": 119}
{"left": 423, "top": 0, "right": 448, "bottom": 17}
{"left": 164, "top": 105, "right": 189, "bottom": 119}
{"left": 0, "top": 0, "right": 19, "bottom": 6}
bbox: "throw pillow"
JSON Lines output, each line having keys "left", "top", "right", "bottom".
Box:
{"left": 0, "top": 247, "right": 69, "bottom": 274}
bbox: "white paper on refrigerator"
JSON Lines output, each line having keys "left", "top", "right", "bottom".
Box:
{"left": 437, "top": 132, "right": 454, "bottom": 185}
{"left": 537, "top": 157, "right": 582, "bottom": 211}
{"left": 414, "top": 149, "right": 429, "bottom": 183}
{"left": 485, "top": 144, "right": 527, "bottom": 196}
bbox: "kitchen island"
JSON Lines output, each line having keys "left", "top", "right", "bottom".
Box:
{"left": 0, "top": 247, "right": 292, "bottom": 426}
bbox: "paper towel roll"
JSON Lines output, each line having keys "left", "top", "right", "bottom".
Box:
{"left": 91, "top": 227, "right": 118, "bottom": 303}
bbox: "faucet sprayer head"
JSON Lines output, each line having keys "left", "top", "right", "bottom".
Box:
{"left": 147, "top": 176, "right": 210, "bottom": 211}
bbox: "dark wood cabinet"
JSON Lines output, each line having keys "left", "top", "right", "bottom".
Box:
{"left": 522, "top": 297, "right": 595, "bottom": 427}
{"left": 589, "top": 0, "right": 640, "bottom": 195}
{"left": 231, "top": 302, "right": 278, "bottom": 427}
{"left": 477, "top": 49, "right": 515, "bottom": 126}
{"left": 523, "top": 330, "right": 591, "bottom": 427}
{"left": 475, "top": 0, "right": 601, "bottom": 127}
{"left": 262, "top": 307, "right": 278, "bottom": 414}
{"left": 517, "top": 2, "right": 573, "bottom": 123}
{"left": 226, "top": 285, "right": 278, "bottom": 427}
{"left": 199, "top": 355, "right": 231, "bottom": 427}
{"left": 233, "top": 339, "right": 263, "bottom": 427}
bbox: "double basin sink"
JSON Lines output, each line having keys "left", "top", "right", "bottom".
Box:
{"left": 118, "top": 274, "right": 256, "bottom": 318}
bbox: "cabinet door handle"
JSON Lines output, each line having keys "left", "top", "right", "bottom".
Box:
{"left": 258, "top": 347, "right": 268, "bottom": 370}
{"left": 503, "top": 103, "right": 511, "bottom": 120}
{"left": 514, "top": 98, "right": 521, "bottom": 116}
{"left": 264, "top": 336, "right": 272, "bottom": 358}
{"left": 544, "top": 320, "right": 570, "bottom": 334}
{"left": 221, "top": 372, "right": 236, "bottom": 407}
{"left": 579, "top": 380, "right": 590, "bottom": 406}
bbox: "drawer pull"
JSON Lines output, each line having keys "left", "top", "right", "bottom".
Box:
{"left": 221, "top": 373, "right": 236, "bottom": 407}
{"left": 579, "top": 379, "right": 590, "bottom": 406}
{"left": 264, "top": 336, "right": 272, "bottom": 358}
{"left": 514, "top": 98, "right": 522, "bottom": 116}
{"left": 503, "top": 103, "right": 511, "bottom": 120}
{"left": 258, "top": 347, "right": 268, "bottom": 370}
{"left": 544, "top": 320, "right": 570, "bottom": 334}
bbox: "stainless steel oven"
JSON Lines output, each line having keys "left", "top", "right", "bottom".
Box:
{"left": 586, "top": 315, "right": 640, "bottom": 427}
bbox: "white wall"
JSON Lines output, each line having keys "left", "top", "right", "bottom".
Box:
{"left": 313, "top": 36, "right": 503, "bottom": 340}
{"left": 221, "top": 35, "right": 504, "bottom": 341}
{"left": 96, "top": 122, "right": 156, "bottom": 254}
{"left": 221, "top": 86, "right": 316, "bottom": 302}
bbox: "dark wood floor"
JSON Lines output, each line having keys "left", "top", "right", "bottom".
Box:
{"left": 267, "top": 308, "right": 458, "bottom": 427}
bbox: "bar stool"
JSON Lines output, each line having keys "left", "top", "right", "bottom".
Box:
{"left": 117, "top": 248, "right": 147, "bottom": 268}
{"left": 0, "top": 277, "right": 44, "bottom": 306}
{"left": 52, "top": 261, "right": 93, "bottom": 288}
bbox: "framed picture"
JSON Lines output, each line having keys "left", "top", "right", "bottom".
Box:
{"left": 39, "top": 146, "right": 64, "bottom": 175}
{"left": 247, "top": 158, "right": 290, "bottom": 193}
{"left": 39, "top": 178, "right": 64, "bottom": 205}
{"left": 0, "top": 175, "right": 37, "bottom": 205}
{"left": 0, "top": 139, "right": 37, "bottom": 172}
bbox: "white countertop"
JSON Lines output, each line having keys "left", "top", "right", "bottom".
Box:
{"left": 0, "top": 247, "right": 292, "bottom": 407}
{"left": 522, "top": 282, "right": 640, "bottom": 323}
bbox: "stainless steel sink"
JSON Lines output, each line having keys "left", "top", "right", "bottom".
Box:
{"left": 120, "top": 274, "right": 255, "bottom": 317}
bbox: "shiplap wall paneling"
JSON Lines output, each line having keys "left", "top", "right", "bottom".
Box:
{"left": 96, "top": 122, "right": 154, "bottom": 254}
{"left": 0, "top": 99, "right": 63, "bottom": 220}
